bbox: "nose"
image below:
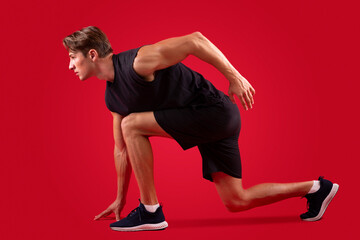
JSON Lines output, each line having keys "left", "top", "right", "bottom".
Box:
{"left": 69, "top": 60, "right": 75, "bottom": 70}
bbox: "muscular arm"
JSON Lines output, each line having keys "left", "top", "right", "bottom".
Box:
{"left": 112, "top": 112, "right": 132, "bottom": 203}
{"left": 94, "top": 111, "right": 131, "bottom": 221}
{"left": 134, "top": 32, "right": 256, "bottom": 110}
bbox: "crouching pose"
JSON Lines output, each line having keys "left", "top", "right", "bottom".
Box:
{"left": 63, "top": 26, "right": 339, "bottom": 231}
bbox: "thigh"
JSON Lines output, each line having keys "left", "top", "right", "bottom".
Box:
{"left": 124, "top": 111, "right": 172, "bottom": 138}
{"left": 154, "top": 100, "right": 241, "bottom": 150}
{"left": 198, "top": 131, "right": 242, "bottom": 181}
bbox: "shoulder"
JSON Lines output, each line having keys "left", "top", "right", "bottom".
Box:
{"left": 113, "top": 47, "right": 143, "bottom": 70}
{"left": 116, "top": 47, "right": 142, "bottom": 60}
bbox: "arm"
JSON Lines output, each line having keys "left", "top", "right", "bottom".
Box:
{"left": 134, "top": 32, "right": 256, "bottom": 110}
{"left": 112, "top": 112, "right": 132, "bottom": 204}
{"left": 94, "top": 112, "right": 132, "bottom": 221}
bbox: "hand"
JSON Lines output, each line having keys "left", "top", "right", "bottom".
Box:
{"left": 228, "top": 75, "right": 256, "bottom": 111}
{"left": 94, "top": 199, "right": 125, "bottom": 221}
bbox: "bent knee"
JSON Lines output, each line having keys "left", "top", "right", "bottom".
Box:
{"left": 224, "top": 195, "right": 251, "bottom": 212}
{"left": 121, "top": 113, "right": 139, "bottom": 137}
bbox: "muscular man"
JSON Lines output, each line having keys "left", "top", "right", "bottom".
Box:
{"left": 63, "top": 26, "right": 339, "bottom": 231}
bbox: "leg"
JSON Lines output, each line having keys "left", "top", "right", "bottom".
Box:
{"left": 121, "top": 111, "right": 171, "bottom": 205}
{"left": 213, "top": 172, "right": 313, "bottom": 212}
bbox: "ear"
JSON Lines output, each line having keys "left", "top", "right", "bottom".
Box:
{"left": 88, "top": 49, "right": 98, "bottom": 61}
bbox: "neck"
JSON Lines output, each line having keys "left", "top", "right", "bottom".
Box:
{"left": 95, "top": 53, "right": 115, "bottom": 82}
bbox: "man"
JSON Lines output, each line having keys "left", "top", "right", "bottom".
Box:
{"left": 63, "top": 26, "right": 339, "bottom": 231}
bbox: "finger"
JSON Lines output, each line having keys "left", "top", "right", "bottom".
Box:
{"left": 115, "top": 210, "right": 121, "bottom": 221}
{"left": 94, "top": 210, "right": 111, "bottom": 220}
{"left": 238, "top": 95, "right": 248, "bottom": 111}
{"left": 94, "top": 209, "right": 111, "bottom": 220}
{"left": 250, "top": 86, "right": 256, "bottom": 95}
{"left": 244, "top": 92, "right": 253, "bottom": 109}
{"left": 247, "top": 89, "right": 254, "bottom": 105}
{"left": 229, "top": 92, "right": 236, "bottom": 104}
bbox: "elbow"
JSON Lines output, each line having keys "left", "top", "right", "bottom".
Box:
{"left": 191, "top": 31, "right": 204, "bottom": 38}
{"left": 191, "top": 31, "right": 205, "bottom": 43}
{"left": 189, "top": 31, "right": 206, "bottom": 53}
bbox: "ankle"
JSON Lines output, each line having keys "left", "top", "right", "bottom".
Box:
{"left": 308, "top": 180, "right": 320, "bottom": 194}
{"left": 144, "top": 203, "right": 160, "bottom": 213}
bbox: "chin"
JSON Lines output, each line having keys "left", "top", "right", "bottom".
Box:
{"left": 79, "top": 72, "right": 93, "bottom": 81}
{"left": 79, "top": 76, "right": 88, "bottom": 81}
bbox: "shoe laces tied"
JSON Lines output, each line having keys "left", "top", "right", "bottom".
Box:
{"left": 306, "top": 200, "right": 310, "bottom": 211}
{"left": 127, "top": 207, "right": 142, "bottom": 222}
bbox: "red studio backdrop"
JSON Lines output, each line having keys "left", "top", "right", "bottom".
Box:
{"left": 1, "top": 0, "right": 359, "bottom": 239}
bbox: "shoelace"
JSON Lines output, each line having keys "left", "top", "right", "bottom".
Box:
{"left": 306, "top": 200, "right": 310, "bottom": 211}
{"left": 301, "top": 193, "right": 312, "bottom": 213}
{"left": 127, "top": 206, "right": 142, "bottom": 222}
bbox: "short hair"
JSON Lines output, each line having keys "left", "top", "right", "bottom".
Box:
{"left": 63, "top": 26, "right": 113, "bottom": 58}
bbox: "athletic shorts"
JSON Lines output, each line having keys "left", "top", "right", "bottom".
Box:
{"left": 154, "top": 96, "right": 242, "bottom": 182}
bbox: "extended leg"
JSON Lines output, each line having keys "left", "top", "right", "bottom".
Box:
{"left": 121, "top": 112, "right": 171, "bottom": 205}
{"left": 213, "top": 172, "right": 313, "bottom": 212}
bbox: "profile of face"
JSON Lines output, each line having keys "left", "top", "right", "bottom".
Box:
{"left": 68, "top": 51, "right": 95, "bottom": 81}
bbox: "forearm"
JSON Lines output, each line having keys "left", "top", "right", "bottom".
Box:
{"left": 191, "top": 33, "right": 242, "bottom": 83}
{"left": 192, "top": 33, "right": 255, "bottom": 109}
{"left": 114, "top": 145, "right": 132, "bottom": 202}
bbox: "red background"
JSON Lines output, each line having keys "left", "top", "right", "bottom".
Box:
{"left": 1, "top": 0, "right": 359, "bottom": 239}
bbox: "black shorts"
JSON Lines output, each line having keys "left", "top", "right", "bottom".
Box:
{"left": 154, "top": 96, "right": 242, "bottom": 182}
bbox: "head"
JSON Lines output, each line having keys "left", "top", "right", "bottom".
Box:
{"left": 63, "top": 26, "right": 113, "bottom": 80}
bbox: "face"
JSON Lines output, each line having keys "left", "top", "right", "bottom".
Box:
{"left": 68, "top": 51, "right": 95, "bottom": 81}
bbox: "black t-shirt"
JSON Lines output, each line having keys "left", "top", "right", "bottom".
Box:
{"left": 105, "top": 47, "right": 226, "bottom": 116}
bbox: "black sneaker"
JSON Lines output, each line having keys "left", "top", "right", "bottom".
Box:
{"left": 300, "top": 176, "right": 339, "bottom": 221}
{"left": 110, "top": 200, "right": 168, "bottom": 231}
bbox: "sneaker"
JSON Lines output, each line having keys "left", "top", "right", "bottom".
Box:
{"left": 110, "top": 200, "right": 168, "bottom": 231}
{"left": 300, "top": 176, "right": 339, "bottom": 221}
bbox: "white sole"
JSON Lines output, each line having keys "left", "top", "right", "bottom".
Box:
{"left": 110, "top": 221, "right": 168, "bottom": 232}
{"left": 302, "top": 183, "right": 339, "bottom": 221}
